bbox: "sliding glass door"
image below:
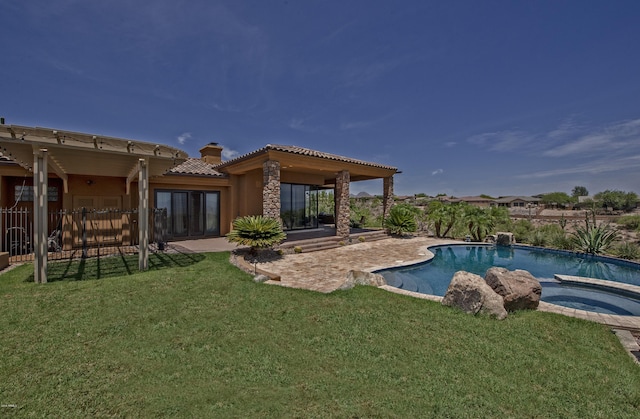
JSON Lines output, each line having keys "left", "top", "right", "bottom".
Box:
{"left": 280, "top": 184, "right": 319, "bottom": 230}
{"left": 155, "top": 190, "right": 220, "bottom": 239}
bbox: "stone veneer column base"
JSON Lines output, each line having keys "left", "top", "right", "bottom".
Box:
{"left": 335, "top": 170, "right": 350, "bottom": 238}
{"left": 263, "top": 160, "right": 281, "bottom": 221}
{"left": 383, "top": 176, "right": 394, "bottom": 221}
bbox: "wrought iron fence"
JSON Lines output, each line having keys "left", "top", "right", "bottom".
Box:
{"left": 0, "top": 207, "right": 169, "bottom": 263}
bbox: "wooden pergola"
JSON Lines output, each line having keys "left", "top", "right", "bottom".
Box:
{"left": 0, "top": 125, "right": 187, "bottom": 283}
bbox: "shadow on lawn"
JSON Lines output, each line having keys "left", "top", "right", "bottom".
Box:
{"left": 26, "top": 248, "right": 206, "bottom": 282}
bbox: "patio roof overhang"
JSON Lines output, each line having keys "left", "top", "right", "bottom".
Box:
{"left": 0, "top": 125, "right": 188, "bottom": 193}
{"left": 215, "top": 144, "right": 399, "bottom": 184}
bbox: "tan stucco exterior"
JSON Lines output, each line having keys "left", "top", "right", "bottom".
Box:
{"left": 0, "top": 125, "right": 398, "bottom": 245}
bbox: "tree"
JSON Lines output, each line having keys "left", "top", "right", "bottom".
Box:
{"left": 226, "top": 215, "right": 286, "bottom": 254}
{"left": 463, "top": 206, "right": 495, "bottom": 242}
{"left": 594, "top": 190, "right": 638, "bottom": 212}
{"left": 425, "top": 201, "right": 462, "bottom": 238}
{"left": 571, "top": 186, "right": 589, "bottom": 198}
{"left": 540, "top": 192, "right": 572, "bottom": 207}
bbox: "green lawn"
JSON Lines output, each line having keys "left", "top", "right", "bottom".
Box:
{"left": 1, "top": 252, "right": 639, "bottom": 417}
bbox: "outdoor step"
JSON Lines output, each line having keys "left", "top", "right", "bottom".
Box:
{"left": 279, "top": 236, "right": 342, "bottom": 249}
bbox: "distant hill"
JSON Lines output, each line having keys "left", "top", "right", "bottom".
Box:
{"left": 352, "top": 191, "right": 372, "bottom": 198}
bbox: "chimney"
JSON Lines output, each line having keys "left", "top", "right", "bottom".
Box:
{"left": 199, "top": 142, "right": 223, "bottom": 165}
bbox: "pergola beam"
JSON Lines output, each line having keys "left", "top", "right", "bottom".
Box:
{"left": 46, "top": 155, "right": 69, "bottom": 193}
{"left": 125, "top": 162, "right": 140, "bottom": 195}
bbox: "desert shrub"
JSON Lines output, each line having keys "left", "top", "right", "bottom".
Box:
{"left": 613, "top": 242, "right": 640, "bottom": 260}
{"left": 529, "top": 231, "right": 547, "bottom": 247}
{"left": 616, "top": 215, "right": 640, "bottom": 231}
{"left": 549, "top": 232, "right": 575, "bottom": 250}
{"left": 512, "top": 219, "right": 534, "bottom": 243}
{"left": 539, "top": 223, "right": 564, "bottom": 236}
{"left": 384, "top": 205, "right": 418, "bottom": 236}
{"left": 570, "top": 223, "right": 619, "bottom": 254}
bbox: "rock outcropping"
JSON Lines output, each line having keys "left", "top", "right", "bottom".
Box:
{"left": 442, "top": 271, "right": 507, "bottom": 320}
{"left": 484, "top": 267, "right": 541, "bottom": 311}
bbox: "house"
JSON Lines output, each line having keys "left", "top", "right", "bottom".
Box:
{"left": 0, "top": 124, "right": 398, "bottom": 282}
{"left": 494, "top": 196, "right": 541, "bottom": 208}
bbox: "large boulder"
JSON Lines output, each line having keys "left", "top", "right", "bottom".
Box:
{"left": 442, "top": 271, "right": 507, "bottom": 320}
{"left": 339, "top": 270, "right": 387, "bottom": 290}
{"left": 484, "top": 267, "right": 541, "bottom": 311}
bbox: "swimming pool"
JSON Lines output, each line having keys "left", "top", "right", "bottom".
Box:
{"left": 378, "top": 245, "right": 640, "bottom": 316}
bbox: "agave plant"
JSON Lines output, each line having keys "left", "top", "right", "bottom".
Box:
{"left": 226, "top": 215, "right": 286, "bottom": 254}
{"left": 384, "top": 205, "right": 417, "bottom": 236}
{"left": 570, "top": 222, "right": 619, "bottom": 254}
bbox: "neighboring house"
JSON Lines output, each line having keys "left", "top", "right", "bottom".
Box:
{"left": 0, "top": 124, "right": 398, "bottom": 281}
{"left": 494, "top": 196, "right": 541, "bottom": 208}
{"left": 450, "top": 196, "right": 495, "bottom": 208}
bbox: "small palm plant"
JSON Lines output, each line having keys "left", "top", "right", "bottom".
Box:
{"left": 384, "top": 205, "right": 417, "bottom": 236}
{"left": 570, "top": 212, "right": 618, "bottom": 254}
{"left": 226, "top": 215, "right": 286, "bottom": 254}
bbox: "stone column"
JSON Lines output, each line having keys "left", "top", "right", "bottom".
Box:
{"left": 382, "top": 176, "right": 395, "bottom": 221}
{"left": 262, "top": 160, "right": 281, "bottom": 220}
{"left": 335, "top": 170, "right": 350, "bottom": 238}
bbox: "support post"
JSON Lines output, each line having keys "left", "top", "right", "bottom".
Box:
{"left": 138, "top": 158, "right": 149, "bottom": 271}
{"left": 33, "top": 148, "right": 48, "bottom": 283}
{"left": 335, "top": 170, "right": 350, "bottom": 238}
{"left": 262, "top": 160, "right": 281, "bottom": 221}
{"left": 383, "top": 176, "right": 395, "bottom": 221}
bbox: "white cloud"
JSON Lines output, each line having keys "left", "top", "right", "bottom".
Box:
{"left": 443, "top": 141, "right": 456, "bottom": 148}
{"left": 518, "top": 154, "right": 640, "bottom": 178}
{"left": 467, "top": 130, "right": 533, "bottom": 152}
{"left": 221, "top": 146, "right": 239, "bottom": 161}
{"left": 432, "top": 169, "right": 444, "bottom": 176}
{"left": 177, "top": 132, "right": 191, "bottom": 145}
{"left": 544, "top": 117, "right": 640, "bottom": 158}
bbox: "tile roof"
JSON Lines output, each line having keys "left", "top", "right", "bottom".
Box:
{"left": 215, "top": 144, "right": 398, "bottom": 171}
{"left": 169, "top": 158, "right": 226, "bottom": 177}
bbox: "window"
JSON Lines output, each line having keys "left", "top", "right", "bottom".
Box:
{"left": 14, "top": 185, "right": 58, "bottom": 202}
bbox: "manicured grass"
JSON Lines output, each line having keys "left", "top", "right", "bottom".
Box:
{"left": 1, "top": 252, "right": 639, "bottom": 417}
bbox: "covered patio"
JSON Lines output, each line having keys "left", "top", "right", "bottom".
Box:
{"left": 214, "top": 144, "right": 399, "bottom": 238}
{"left": 0, "top": 125, "right": 187, "bottom": 283}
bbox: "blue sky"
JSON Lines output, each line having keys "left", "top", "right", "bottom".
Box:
{"left": 3, "top": 0, "right": 640, "bottom": 197}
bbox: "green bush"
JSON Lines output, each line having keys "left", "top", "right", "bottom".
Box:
{"left": 529, "top": 231, "right": 547, "bottom": 247}
{"left": 613, "top": 242, "right": 640, "bottom": 260}
{"left": 512, "top": 219, "right": 534, "bottom": 243}
{"left": 549, "top": 232, "right": 575, "bottom": 250}
{"left": 384, "top": 205, "right": 418, "bottom": 236}
{"left": 226, "top": 215, "right": 286, "bottom": 254}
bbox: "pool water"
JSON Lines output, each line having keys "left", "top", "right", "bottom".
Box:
{"left": 378, "top": 245, "right": 640, "bottom": 316}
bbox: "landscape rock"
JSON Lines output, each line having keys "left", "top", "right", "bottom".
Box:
{"left": 496, "top": 232, "right": 515, "bottom": 246}
{"left": 484, "top": 267, "right": 541, "bottom": 311}
{"left": 339, "top": 270, "right": 387, "bottom": 290}
{"left": 442, "top": 271, "right": 507, "bottom": 320}
{"left": 253, "top": 274, "right": 270, "bottom": 283}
